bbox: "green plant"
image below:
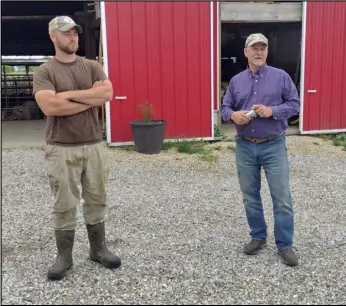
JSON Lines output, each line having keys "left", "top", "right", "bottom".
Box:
{"left": 161, "top": 139, "right": 217, "bottom": 162}
{"left": 332, "top": 133, "right": 346, "bottom": 150}
{"left": 137, "top": 101, "right": 155, "bottom": 123}
{"left": 176, "top": 140, "right": 205, "bottom": 154}
{"left": 317, "top": 133, "right": 346, "bottom": 151}
{"left": 119, "top": 145, "right": 135, "bottom": 152}
{"left": 161, "top": 141, "right": 176, "bottom": 151}
{"left": 214, "top": 124, "right": 224, "bottom": 138}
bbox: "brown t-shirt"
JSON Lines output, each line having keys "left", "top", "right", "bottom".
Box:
{"left": 33, "top": 56, "right": 107, "bottom": 146}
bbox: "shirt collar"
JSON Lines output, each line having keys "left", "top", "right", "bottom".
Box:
{"left": 247, "top": 64, "right": 268, "bottom": 78}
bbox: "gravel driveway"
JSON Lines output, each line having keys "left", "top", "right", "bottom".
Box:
{"left": 2, "top": 136, "right": 346, "bottom": 305}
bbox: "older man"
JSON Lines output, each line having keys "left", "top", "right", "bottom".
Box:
{"left": 221, "top": 33, "right": 300, "bottom": 266}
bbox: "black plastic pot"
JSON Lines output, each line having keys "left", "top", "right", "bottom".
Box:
{"left": 129, "top": 120, "right": 166, "bottom": 154}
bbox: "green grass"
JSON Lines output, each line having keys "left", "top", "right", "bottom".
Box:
{"left": 119, "top": 145, "right": 136, "bottom": 152}
{"left": 214, "top": 124, "right": 223, "bottom": 138}
{"left": 317, "top": 133, "right": 346, "bottom": 151}
{"left": 119, "top": 139, "right": 218, "bottom": 161}
{"left": 332, "top": 133, "right": 346, "bottom": 150}
{"left": 176, "top": 141, "right": 205, "bottom": 154}
{"left": 163, "top": 140, "right": 217, "bottom": 162}
{"left": 161, "top": 141, "right": 176, "bottom": 151}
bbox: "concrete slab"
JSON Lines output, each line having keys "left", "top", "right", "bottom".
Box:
{"left": 1, "top": 119, "right": 300, "bottom": 149}
{"left": 2, "top": 119, "right": 46, "bottom": 149}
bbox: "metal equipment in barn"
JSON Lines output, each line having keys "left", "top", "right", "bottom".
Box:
{"left": 1, "top": 58, "right": 47, "bottom": 121}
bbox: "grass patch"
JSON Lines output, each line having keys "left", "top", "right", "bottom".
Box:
{"left": 318, "top": 134, "right": 335, "bottom": 141}
{"left": 119, "top": 145, "right": 136, "bottom": 152}
{"left": 163, "top": 140, "right": 217, "bottom": 162}
{"left": 176, "top": 141, "right": 205, "bottom": 154}
{"left": 317, "top": 133, "right": 346, "bottom": 150}
{"left": 332, "top": 133, "right": 346, "bottom": 150}
{"left": 214, "top": 124, "right": 224, "bottom": 138}
{"left": 162, "top": 141, "right": 178, "bottom": 151}
{"left": 119, "top": 139, "right": 222, "bottom": 161}
{"left": 199, "top": 152, "right": 217, "bottom": 162}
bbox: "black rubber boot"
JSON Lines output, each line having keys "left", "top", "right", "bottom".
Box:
{"left": 47, "top": 230, "right": 74, "bottom": 281}
{"left": 86, "top": 222, "right": 121, "bottom": 269}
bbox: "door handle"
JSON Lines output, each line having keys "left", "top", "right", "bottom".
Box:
{"left": 115, "top": 96, "right": 127, "bottom": 100}
{"left": 307, "top": 89, "right": 317, "bottom": 93}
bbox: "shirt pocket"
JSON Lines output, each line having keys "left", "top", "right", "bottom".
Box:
{"left": 260, "top": 81, "right": 283, "bottom": 106}
{"left": 233, "top": 87, "right": 252, "bottom": 110}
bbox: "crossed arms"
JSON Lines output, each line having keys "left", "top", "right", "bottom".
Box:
{"left": 34, "top": 80, "right": 113, "bottom": 117}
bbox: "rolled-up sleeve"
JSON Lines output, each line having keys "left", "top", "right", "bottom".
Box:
{"left": 221, "top": 79, "right": 236, "bottom": 123}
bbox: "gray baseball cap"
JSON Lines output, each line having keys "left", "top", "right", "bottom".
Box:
{"left": 245, "top": 33, "right": 268, "bottom": 47}
{"left": 49, "top": 16, "right": 83, "bottom": 34}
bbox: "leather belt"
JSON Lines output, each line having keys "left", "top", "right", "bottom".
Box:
{"left": 243, "top": 134, "right": 280, "bottom": 144}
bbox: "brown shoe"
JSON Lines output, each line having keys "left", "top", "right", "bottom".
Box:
{"left": 86, "top": 222, "right": 121, "bottom": 269}
{"left": 278, "top": 248, "right": 298, "bottom": 266}
{"left": 243, "top": 239, "right": 267, "bottom": 255}
{"left": 47, "top": 230, "right": 74, "bottom": 281}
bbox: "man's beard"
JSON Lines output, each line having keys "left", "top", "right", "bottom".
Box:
{"left": 57, "top": 41, "right": 78, "bottom": 55}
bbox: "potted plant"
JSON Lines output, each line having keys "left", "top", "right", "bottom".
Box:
{"left": 129, "top": 101, "right": 166, "bottom": 154}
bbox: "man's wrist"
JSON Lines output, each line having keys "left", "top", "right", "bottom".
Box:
{"left": 271, "top": 106, "right": 279, "bottom": 120}
{"left": 229, "top": 110, "right": 234, "bottom": 122}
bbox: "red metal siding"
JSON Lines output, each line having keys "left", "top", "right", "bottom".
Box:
{"left": 303, "top": 2, "right": 346, "bottom": 132}
{"left": 104, "top": 2, "right": 213, "bottom": 143}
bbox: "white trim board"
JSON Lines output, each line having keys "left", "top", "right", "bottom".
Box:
{"left": 210, "top": 1, "right": 215, "bottom": 139}
{"left": 300, "top": 129, "right": 346, "bottom": 135}
{"left": 100, "top": 2, "right": 112, "bottom": 144}
{"left": 299, "top": 1, "right": 307, "bottom": 134}
{"left": 216, "top": 1, "right": 221, "bottom": 116}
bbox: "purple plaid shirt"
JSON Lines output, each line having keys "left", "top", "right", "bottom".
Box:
{"left": 221, "top": 64, "right": 300, "bottom": 139}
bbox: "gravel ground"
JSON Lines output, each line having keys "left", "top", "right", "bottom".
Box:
{"left": 2, "top": 136, "right": 346, "bottom": 305}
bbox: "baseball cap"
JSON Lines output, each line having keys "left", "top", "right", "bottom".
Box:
{"left": 49, "top": 16, "right": 83, "bottom": 34}
{"left": 245, "top": 33, "right": 268, "bottom": 47}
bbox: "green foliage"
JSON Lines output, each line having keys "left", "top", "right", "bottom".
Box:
{"left": 332, "top": 133, "right": 346, "bottom": 150}
{"left": 162, "top": 140, "right": 217, "bottom": 162}
{"left": 176, "top": 140, "right": 205, "bottom": 154}
{"left": 318, "top": 133, "right": 346, "bottom": 151}
{"left": 214, "top": 124, "right": 222, "bottom": 138}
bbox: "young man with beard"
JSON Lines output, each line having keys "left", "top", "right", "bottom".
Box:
{"left": 221, "top": 33, "right": 300, "bottom": 266}
{"left": 33, "top": 16, "right": 121, "bottom": 280}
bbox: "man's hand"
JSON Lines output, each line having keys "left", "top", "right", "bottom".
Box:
{"left": 253, "top": 104, "right": 273, "bottom": 118}
{"left": 231, "top": 110, "right": 251, "bottom": 125}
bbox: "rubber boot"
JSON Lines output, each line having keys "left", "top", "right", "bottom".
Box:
{"left": 86, "top": 222, "right": 121, "bottom": 269}
{"left": 47, "top": 230, "right": 74, "bottom": 281}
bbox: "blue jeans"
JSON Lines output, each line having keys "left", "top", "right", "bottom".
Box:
{"left": 235, "top": 134, "right": 294, "bottom": 250}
